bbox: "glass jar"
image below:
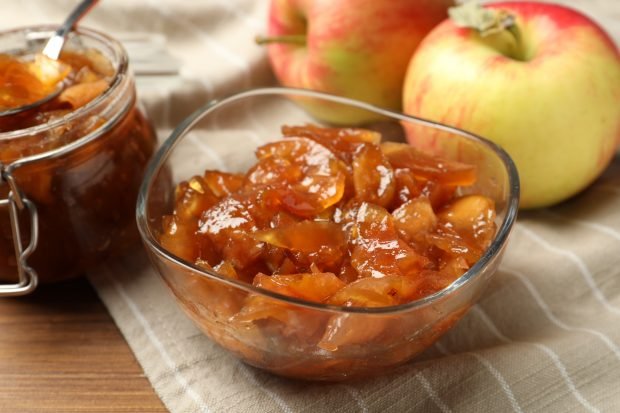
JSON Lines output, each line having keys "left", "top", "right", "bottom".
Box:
{"left": 0, "top": 26, "right": 156, "bottom": 295}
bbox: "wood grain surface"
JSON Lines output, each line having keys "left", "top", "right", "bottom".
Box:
{"left": 0, "top": 278, "right": 167, "bottom": 413}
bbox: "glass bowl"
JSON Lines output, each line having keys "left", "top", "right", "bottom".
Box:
{"left": 137, "top": 87, "right": 519, "bottom": 381}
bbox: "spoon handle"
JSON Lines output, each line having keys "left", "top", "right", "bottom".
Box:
{"left": 42, "top": 0, "right": 99, "bottom": 60}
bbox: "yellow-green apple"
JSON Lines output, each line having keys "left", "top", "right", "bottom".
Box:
{"left": 402, "top": 1, "right": 620, "bottom": 208}
{"left": 260, "top": 0, "right": 454, "bottom": 124}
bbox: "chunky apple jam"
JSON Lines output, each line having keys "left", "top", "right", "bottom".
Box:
{"left": 161, "top": 125, "right": 496, "bottom": 310}
{"left": 0, "top": 30, "right": 156, "bottom": 286}
{"left": 0, "top": 49, "right": 112, "bottom": 132}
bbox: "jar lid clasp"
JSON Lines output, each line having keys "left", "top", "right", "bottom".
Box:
{"left": 0, "top": 163, "right": 39, "bottom": 297}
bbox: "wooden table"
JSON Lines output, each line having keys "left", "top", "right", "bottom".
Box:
{"left": 0, "top": 278, "right": 167, "bottom": 412}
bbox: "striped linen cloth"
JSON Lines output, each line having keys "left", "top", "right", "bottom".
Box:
{"left": 3, "top": 1, "right": 620, "bottom": 412}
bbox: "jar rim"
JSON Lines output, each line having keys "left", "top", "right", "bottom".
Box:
{"left": 0, "top": 25, "right": 129, "bottom": 141}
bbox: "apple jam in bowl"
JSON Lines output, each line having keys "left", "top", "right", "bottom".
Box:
{"left": 137, "top": 88, "right": 519, "bottom": 381}
{"left": 0, "top": 26, "right": 156, "bottom": 295}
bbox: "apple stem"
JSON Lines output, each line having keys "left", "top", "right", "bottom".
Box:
{"left": 449, "top": 1, "right": 526, "bottom": 61}
{"left": 505, "top": 21, "right": 522, "bottom": 49}
{"left": 496, "top": 12, "right": 524, "bottom": 58}
{"left": 255, "top": 35, "right": 307, "bottom": 46}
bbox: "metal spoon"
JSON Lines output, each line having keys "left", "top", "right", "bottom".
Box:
{"left": 0, "top": 0, "right": 99, "bottom": 117}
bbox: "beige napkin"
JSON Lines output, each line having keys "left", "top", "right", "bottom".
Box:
{"left": 3, "top": 1, "right": 620, "bottom": 412}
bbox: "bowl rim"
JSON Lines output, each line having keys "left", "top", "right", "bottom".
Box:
{"left": 136, "top": 86, "right": 520, "bottom": 315}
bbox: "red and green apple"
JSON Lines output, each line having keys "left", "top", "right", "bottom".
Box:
{"left": 402, "top": 1, "right": 620, "bottom": 208}
{"left": 261, "top": 0, "right": 454, "bottom": 124}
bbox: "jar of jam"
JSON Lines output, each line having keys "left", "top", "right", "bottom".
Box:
{"left": 0, "top": 26, "right": 156, "bottom": 295}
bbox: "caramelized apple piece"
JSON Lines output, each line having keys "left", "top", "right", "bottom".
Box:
{"left": 160, "top": 215, "right": 195, "bottom": 261}
{"left": 352, "top": 143, "right": 395, "bottom": 208}
{"left": 246, "top": 156, "right": 300, "bottom": 185}
{"left": 425, "top": 195, "right": 496, "bottom": 269}
{"left": 392, "top": 168, "right": 424, "bottom": 208}
{"left": 270, "top": 211, "right": 299, "bottom": 227}
{"left": 254, "top": 272, "right": 345, "bottom": 302}
{"left": 58, "top": 78, "right": 108, "bottom": 108}
{"left": 232, "top": 296, "right": 326, "bottom": 341}
{"left": 323, "top": 282, "right": 411, "bottom": 346}
{"left": 191, "top": 260, "right": 245, "bottom": 319}
{"left": 381, "top": 142, "right": 476, "bottom": 186}
{"left": 438, "top": 195, "right": 496, "bottom": 248}
{"left": 233, "top": 272, "right": 340, "bottom": 340}
{"left": 174, "top": 176, "right": 219, "bottom": 221}
{"left": 427, "top": 224, "right": 483, "bottom": 266}
{"left": 74, "top": 66, "right": 101, "bottom": 83}
{"left": 422, "top": 180, "right": 458, "bottom": 210}
{"left": 254, "top": 137, "right": 338, "bottom": 174}
{"left": 327, "top": 275, "right": 421, "bottom": 307}
{"left": 160, "top": 215, "right": 217, "bottom": 264}
{"left": 282, "top": 124, "right": 381, "bottom": 163}
{"left": 350, "top": 202, "right": 428, "bottom": 278}
{"left": 250, "top": 138, "right": 347, "bottom": 217}
{"left": 319, "top": 314, "right": 389, "bottom": 351}
{"left": 198, "top": 196, "right": 262, "bottom": 269}
{"left": 338, "top": 257, "right": 359, "bottom": 284}
{"left": 254, "top": 220, "right": 345, "bottom": 254}
{"left": 256, "top": 220, "right": 347, "bottom": 273}
{"left": 275, "top": 181, "right": 345, "bottom": 217}
{"left": 415, "top": 257, "right": 469, "bottom": 299}
{"left": 213, "top": 260, "right": 240, "bottom": 280}
{"left": 277, "top": 257, "right": 298, "bottom": 275}
{"left": 392, "top": 197, "right": 437, "bottom": 244}
{"left": 203, "top": 170, "right": 244, "bottom": 198}
{"left": 259, "top": 243, "right": 286, "bottom": 273}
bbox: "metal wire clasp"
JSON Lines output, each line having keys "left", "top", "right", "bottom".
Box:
{"left": 0, "top": 162, "right": 39, "bottom": 296}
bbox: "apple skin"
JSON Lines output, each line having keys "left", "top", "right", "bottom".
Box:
{"left": 402, "top": 1, "right": 620, "bottom": 208}
{"left": 265, "top": 0, "right": 454, "bottom": 124}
